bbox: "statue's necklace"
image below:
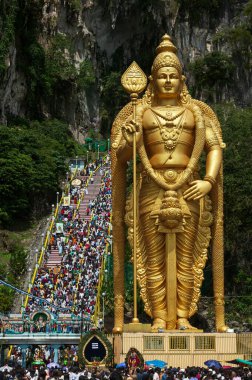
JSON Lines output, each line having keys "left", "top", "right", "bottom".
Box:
{"left": 150, "top": 107, "right": 186, "bottom": 157}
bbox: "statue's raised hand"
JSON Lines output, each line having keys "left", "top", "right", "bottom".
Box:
{"left": 122, "top": 119, "right": 142, "bottom": 146}
{"left": 183, "top": 180, "right": 212, "bottom": 200}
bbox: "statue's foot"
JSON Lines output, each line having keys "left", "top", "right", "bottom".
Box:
{"left": 177, "top": 318, "right": 197, "bottom": 330}
{"left": 217, "top": 325, "right": 229, "bottom": 333}
{"left": 151, "top": 318, "right": 166, "bottom": 331}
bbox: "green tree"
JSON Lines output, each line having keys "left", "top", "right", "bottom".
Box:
{"left": 77, "top": 60, "right": 96, "bottom": 90}
{"left": 214, "top": 105, "right": 252, "bottom": 298}
{"left": 188, "top": 52, "right": 235, "bottom": 101}
{"left": 0, "top": 119, "right": 78, "bottom": 225}
{"left": 100, "top": 71, "right": 128, "bottom": 135}
{"left": 43, "top": 35, "right": 77, "bottom": 95}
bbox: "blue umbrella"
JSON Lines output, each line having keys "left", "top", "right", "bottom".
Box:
{"left": 145, "top": 360, "right": 167, "bottom": 368}
{"left": 116, "top": 362, "right": 126, "bottom": 369}
{"left": 204, "top": 360, "right": 222, "bottom": 369}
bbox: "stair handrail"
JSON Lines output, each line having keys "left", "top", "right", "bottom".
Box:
{"left": 93, "top": 166, "right": 111, "bottom": 327}
{"left": 93, "top": 216, "right": 112, "bottom": 327}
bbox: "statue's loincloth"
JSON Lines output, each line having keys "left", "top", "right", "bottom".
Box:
{"left": 139, "top": 169, "right": 200, "bottom": 219}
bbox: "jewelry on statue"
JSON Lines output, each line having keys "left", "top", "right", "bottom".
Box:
{"left": 150, "top": 108, "right": 186, "bottom": 158}
{"left": 204, "top": 175, "right": 216, "bottom": 186}
{"left": 152, "top": 107, "right": 185, "bottom": 121}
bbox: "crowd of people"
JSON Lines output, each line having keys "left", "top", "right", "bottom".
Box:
{"left": 0, "top": 364, "right": 251, "bottom": 380}
{"left": 25, "top": 156, "right": 111, "bottom": 323}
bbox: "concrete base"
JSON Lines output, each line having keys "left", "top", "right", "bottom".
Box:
{"left": 123, "top": 324, "right": 203, "bottom": 333}
{"left": 113, "top": 331, "right": 246, "bottom": 367}
{"left": 124, "top": 323, "right": 152, "bottom": 333}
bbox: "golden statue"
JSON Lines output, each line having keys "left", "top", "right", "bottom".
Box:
{"left": 111, "top": 35, "right": 228, "bottom": 333}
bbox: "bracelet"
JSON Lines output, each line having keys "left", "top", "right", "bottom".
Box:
{"left": 204, "top": 175, "right": 216, "bottom": 186}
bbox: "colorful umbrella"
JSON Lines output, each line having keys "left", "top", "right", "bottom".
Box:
{"left": 145, "top": 360, "right": 167, "bottom": 368}
{"left": 204, "top": 360, "right": 222, "bottom": 369}
{"left": 116, "top": 362, "right": 126, "bottom": 369}
{"left": 227, "top": 359, "right": 252, "bottom": 366}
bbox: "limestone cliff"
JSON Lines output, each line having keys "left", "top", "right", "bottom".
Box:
{"left": 0, "top": 0, "right": 251, "bottom": 131}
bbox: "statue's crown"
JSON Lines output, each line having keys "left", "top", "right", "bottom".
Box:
{"left": 156, "top": 34, "right": 177, "bottom": 54}
{"left": 152, "top": 34, "right": 182, "bottom": 75}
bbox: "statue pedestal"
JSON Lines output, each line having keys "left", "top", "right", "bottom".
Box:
{"left": 123, "top": 324, "right": 203, "bottom": 333}
{"left": 124, "top": 323, "right": 152, "bottom": 333}
{"left": 113, "top": 331, "right": 239, "bottom": 366}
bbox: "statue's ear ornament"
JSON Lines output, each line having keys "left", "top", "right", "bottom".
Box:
{"left": 179, "top": 83, "right": 191, "bottom": 104}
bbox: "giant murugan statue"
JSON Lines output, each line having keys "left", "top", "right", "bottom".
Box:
{"left": 111, "top": 35, "right": 228, "bottom": 333}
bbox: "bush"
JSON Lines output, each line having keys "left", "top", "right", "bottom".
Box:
{"left": 77, "top": 60, "right": 96, "bottom": 90}
{"left": 188, "top": 52, "right": 235, "bottom": 100}
{"left": 0, "top": 244, "right": 28, "bottom": 313}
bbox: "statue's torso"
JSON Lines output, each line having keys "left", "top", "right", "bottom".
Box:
{"left": 142, "top": 106, "right": 195, "bottom": 169}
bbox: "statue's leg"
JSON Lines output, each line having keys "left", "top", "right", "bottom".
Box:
{"left": 176, "top": 210, "right": 199, "bottom": 329}
{"left": 141, "top": 212, "right": 166, "bottom": 329}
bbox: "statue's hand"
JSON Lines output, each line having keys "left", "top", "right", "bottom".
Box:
{"left": 122, "top": 119, "right": 142, "bottom": 146}
{"left": 183, "top": 180, "right": 212, "bottom": 200}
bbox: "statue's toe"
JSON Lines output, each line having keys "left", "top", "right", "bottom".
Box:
{"left": 151, "top": 318, "right": 166, "bottom": 331}
{"left": 177, "top": 318, "right": 197, "bottom": 330}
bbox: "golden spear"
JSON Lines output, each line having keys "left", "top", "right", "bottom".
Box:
{"left": 121, "top": 62, "right": 147, "bottom": 324}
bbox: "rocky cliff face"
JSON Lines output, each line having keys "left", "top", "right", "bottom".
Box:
{"left": 0, "top": 0, "right": 251, "bottom": 131}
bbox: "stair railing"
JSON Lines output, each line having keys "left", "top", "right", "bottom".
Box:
{"left": 93, "top": 169, "right": 111, "bottom": 327}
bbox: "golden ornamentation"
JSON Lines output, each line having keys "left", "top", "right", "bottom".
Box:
{"left": 150, "top": 108, "right": 186, "bottom": 156}
{"left": 157, "top": 190, "right": 184, "bottom": 231}
{"left": 204, "top": 175, "right": 216, "bottom": 186}
{"left": 121, "top": 61, "right": 147, "bottom": 95}
{"left": 111, "top": 34, "right": 228, "bottom": 333}
{"left": 152, "top": 35, "right": 182, "bottom": 74}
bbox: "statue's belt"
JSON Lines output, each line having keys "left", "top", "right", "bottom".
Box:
{"left": 139, "top": 169, "right": 199, "bottom": 218}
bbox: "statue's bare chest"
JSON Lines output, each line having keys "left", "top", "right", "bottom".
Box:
{"left": 142, "top": 107, "right": 195, "bottom": 132}
{"left": 142, "top": 106, "right": 195, "bottom": 155}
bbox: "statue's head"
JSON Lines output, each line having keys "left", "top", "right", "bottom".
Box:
{"left": 150, "top": 35, "right": 185, "bottom": 101}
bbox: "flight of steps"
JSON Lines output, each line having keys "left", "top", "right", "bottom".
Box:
{"left": 46, "top": 247, "right": 61, "bottom": 268}
{"left": 79, "top": 173, "right": 103, "bottom": 220}
{"left": 45, "top": 166, "right": 105, "bottom": 268}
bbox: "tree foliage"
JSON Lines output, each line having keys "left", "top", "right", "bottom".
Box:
{"left": 0, "top": 244, "right": 28, "bottom": 313}
{"left": 0, "top": 119, "right": 77, "bottom": 225}
{"left": 188, "top": 52, "right": 235, "bottom": 101}
{"left": 77, "top": 60, "right": 96, "bottom": 90}
{"left": 0, "top": 0, "right": 18, "bottom": 79}
{"left": 215, "top": 105, "right": 252, "bottom": 299}
{"left": 100, "top": 71, "right": 128, "bottom": 135}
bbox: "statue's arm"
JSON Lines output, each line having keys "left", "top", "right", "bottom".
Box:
{"left": 184, "top": 118, "right": 223, "bottom": 200}
{"left": 204, "top": 119, "right": 223, "bottom": 181}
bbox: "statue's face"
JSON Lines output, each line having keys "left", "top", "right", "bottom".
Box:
{"left": 154, "top": 67, "right": 181, "bottom": 98}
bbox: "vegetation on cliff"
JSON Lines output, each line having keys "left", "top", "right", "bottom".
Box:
{"left": 0, "top": 119, "right": 82, "bottom": 226}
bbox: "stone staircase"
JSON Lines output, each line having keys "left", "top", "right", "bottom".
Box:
{"left": 45, "top": 166, "right": 104, "bottom": 268}
{"left": 46, "top": 247, "right": 61, "bottom": 268}
{"left": 79, "top": 180, "right": 102, "bottom": 220}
